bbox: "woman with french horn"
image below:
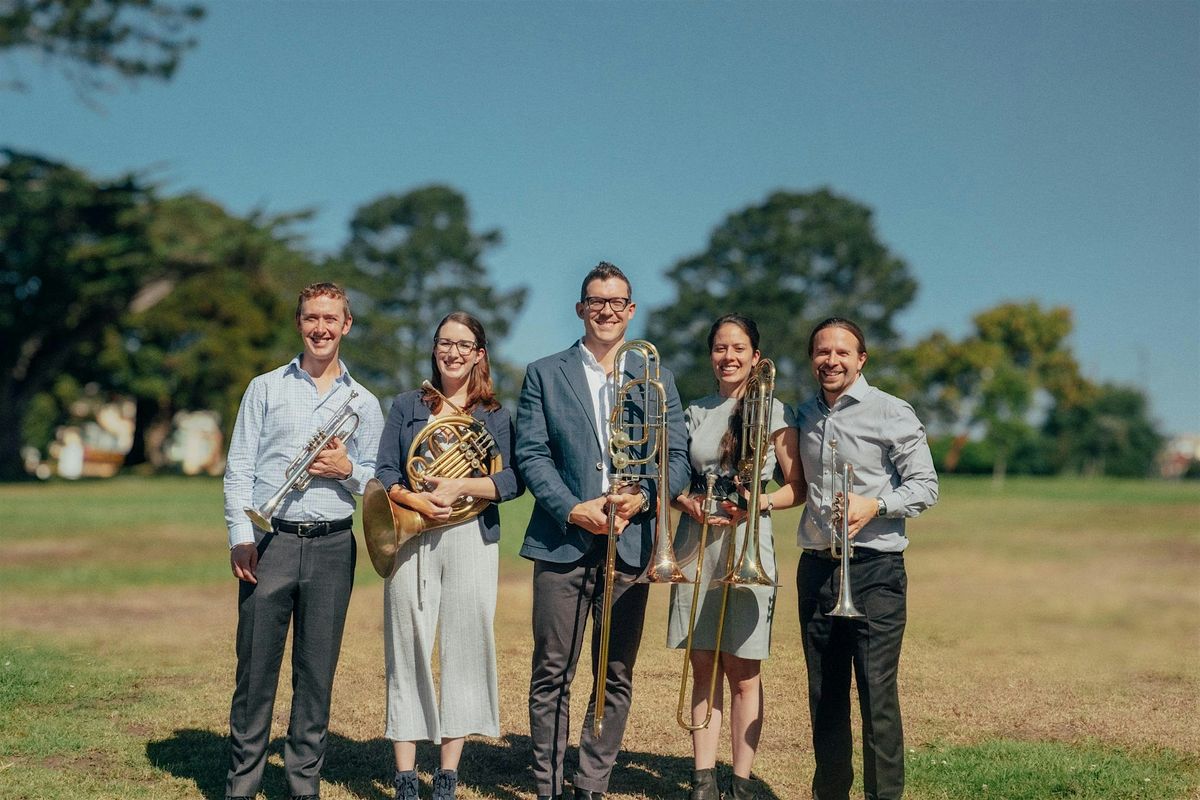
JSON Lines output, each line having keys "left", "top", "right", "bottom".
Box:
{"left": 668, "top": 314, "right": 805, "bottom": 800}
{"left": 374, "top": 311, "right": 523, "bottom": 800}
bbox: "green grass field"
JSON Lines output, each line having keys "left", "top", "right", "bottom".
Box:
{"left": 2, "top": 476, "right": 1198, "bottom": 799}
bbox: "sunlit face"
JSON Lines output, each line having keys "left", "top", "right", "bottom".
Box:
{"left": 433, "top": 319, "right": 483, "bottom": 385}
{"left": 297, "top": 294, "right": 351, "bottom": 364}
{"left": 710, "top": 322, "right": 760, "bottom": 397}
{"left": 576, "top": 277, "right": 634, "bottom": 348}
{"left": 810, "top": 326, "right": 867, "bottom": 403}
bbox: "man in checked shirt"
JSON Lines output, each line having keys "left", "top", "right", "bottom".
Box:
{"left": 222, "top": 282, "right": 384, "bottom": 800}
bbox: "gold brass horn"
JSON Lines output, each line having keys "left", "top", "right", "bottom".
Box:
{"left": 827, "top": 438, "right": 865, "bottom": 619}
{"left": 675, "top": 473, "right": 735, "bottom": 731}
{"left": 362, "top": 381, "right": 501, "bottom": 578}
{"left": 720, "top": 358, "right": 778, "bottom": 588}
{"left": 594, "top": 339, "right": 689, "bottom": 738}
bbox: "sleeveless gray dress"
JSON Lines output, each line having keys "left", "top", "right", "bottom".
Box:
{"left": 666, "top": 394, "right": 792, "bottom": 659}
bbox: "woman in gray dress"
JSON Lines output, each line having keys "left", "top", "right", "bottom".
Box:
{"left": 668, "top": 314, "right": 805, "bottom": 800}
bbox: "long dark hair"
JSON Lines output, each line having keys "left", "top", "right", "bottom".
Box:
{"left": 423, "top": 311, "right": 500, "bottom": 413}
{"left": 709, "top": 314, "right": 761, "bottom": 472}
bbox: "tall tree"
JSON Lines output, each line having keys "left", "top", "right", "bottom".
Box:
{"left": 0, "top": 0, "right": 204, "bottom": 95}
{"left": 894, "top": 301, "right": 1087, "bottom": 481}
{"left": 1, "top": 149, "right": 161, "bottom": 478}
{"left": 1044, "top": 382, "right": 1163, "bottom": 477}
{"left": 97, "top": 195, "right": 315, "bottom": 465}
{"left": 644, "top": 188, "right": 918, "bottom": 404}
{"left": 336, "top": 186, "right": 527, "bottom": 403}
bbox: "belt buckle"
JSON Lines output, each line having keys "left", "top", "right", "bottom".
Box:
{"left": 295, "top": 521, "right": 326, "bottom": 538}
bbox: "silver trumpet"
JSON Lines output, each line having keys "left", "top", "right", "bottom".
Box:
{"left": 828, "top": 438, "right": 865, "bottom": 619}
{"left": 244, "top": 390, "right": 361, "bottom": 532}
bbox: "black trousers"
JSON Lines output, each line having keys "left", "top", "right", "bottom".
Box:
{"left": 528, "top": 540, "right": 649, "bottom": 796}
{"left": 797, "top": 551, "right": 907, "bottom": 800}
{"left": 225, "top": 528, "right": 356, "bottom": 798}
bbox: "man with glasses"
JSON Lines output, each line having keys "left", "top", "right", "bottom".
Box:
{"left": 515, "top": 262, "right": 689, "bottom": 800}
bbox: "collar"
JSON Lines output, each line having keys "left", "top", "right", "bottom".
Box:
{"left": 817, "top": 373, "right": 871, "bottom": 414}
{"left": 286, "top": 355, "right": 353, "bottom": 388}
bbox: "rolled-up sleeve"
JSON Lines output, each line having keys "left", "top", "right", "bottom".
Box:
{"left": 879, "top": 401, "right": 939, "bottom": 517}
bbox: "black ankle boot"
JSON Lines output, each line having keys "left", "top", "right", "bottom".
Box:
{"left": 729, "top": 774, "right": 756, "bottom": 800}
{"left": 690, "top": 768, "right": 721, "bottom": 800}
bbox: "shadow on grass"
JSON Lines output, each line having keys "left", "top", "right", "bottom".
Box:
{"left": 147, "top": 728, "right": 784, "bottom": 799}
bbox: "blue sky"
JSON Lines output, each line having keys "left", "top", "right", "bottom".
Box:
{"left": 4, "top": 0, "right": 1198, "bottom": 434}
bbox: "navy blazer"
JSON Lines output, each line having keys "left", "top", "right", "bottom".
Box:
{"left": 375, "top": 389, "right": 523, "bottom": 544}
{"left": 515, "top": 341, "right": 690, "bottom": 568}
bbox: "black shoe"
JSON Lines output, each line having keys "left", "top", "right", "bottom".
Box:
{"left": 432, "top": 768, "right": 458, "bottom": 800}
{"left": 291, "top": 796, "right": 319, "bottom": 800}
{"left": 690, "top": 768, "right": 722, "bottom": 800}
{"left": 394, "top": 769, "right": 419, "bottom": 800}
{"left": 729, "top": 774, "right": 757, "bottom": 800}
{"left": 574, "top": 789, "right": 604, "bottom": 800}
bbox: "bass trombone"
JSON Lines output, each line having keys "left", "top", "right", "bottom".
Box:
{"left": 675, "top": 473, "right": 733, "bottom": 731}
{"left": 362, "top": 381, "right": 501, "bottom": 578}
{"left": 720, "top": 358, "right": 777, "bottom": 588}
{"left": 594, "top": 339, "right": 688, "bottom": 737}
{"left": 244, "top": 390, "right": 361, "bottom": 532}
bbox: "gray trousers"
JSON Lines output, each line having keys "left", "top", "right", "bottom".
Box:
{"left": 225, "top": 528, "right": 356, "bottom": 798}
{"left": 528, "top": 540, "right": 649, "bottom": 796}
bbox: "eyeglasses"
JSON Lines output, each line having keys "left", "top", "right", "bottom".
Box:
{"left": 434, "top": 338, "right": 479, "bottom": 355}
{"left": 582, "top": 296, "right": 632, "bottom": 312}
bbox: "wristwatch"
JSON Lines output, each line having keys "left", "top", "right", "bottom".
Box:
{"left": 876, "top": 497, "right": 887, "bottom": 517}
{"left": 640, "top": 488, "right": 652, "bottom": 513}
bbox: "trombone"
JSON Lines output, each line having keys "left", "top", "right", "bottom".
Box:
{"left": 244, "top": 390, "right": 361, "bottom": 532}
{"left": 594, "top": 339, "right": 688, "bottom": 737}
{"left": 720, "top": 358, "right": 777, "bottom": 588}
{"left": 827, "top": 438, "right": 865, "bottom": 619}
{"left": 675, "top": 473, "right": 734, "bottom": 731}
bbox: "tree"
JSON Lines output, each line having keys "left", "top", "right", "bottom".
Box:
{"left": 0, "top": 150, "right": 316, "bottom": 478}
{"left": 0, "top": 0, "right": 204, "bottom": 96}
{"left": 1, "top": 149, "right": 162, "bottom": 478}
{"left": 1044, "top": 382, "right": 1163, "bottom": 477}
{"left": 644, "top": 188, "right": 918, "bottom": 404}
{"left": 336, "top": 186, "right": 527, "bottom": 403}
{"left": 97, "top": 195, "right": 316, "bottom": 465}
{"left": 894, "top": 301, "right": 1087, "bottom": 481}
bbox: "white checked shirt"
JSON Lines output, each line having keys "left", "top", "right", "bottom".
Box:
{"left": 223, "top": 356, "right": 385, "bottom": 549}
{"left": 580, "top": 340, "right": 624, "bottom": 492}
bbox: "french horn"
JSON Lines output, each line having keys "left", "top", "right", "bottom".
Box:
{"left": 362, "top": 381, "right": 501, "bottom": 578}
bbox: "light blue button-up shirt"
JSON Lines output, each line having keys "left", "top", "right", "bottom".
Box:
{"left": 223, "top": 356, "right": 385, "bottom": 549}
{"left": 794, "top": 374, "right": 938, "bottom": 553}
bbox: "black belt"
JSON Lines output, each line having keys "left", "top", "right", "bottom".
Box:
{"left": 803, "top": 547, "right": 895, "bottom": 562}
{"left": 271, "top": 516, "right": 353, "bottom": 538}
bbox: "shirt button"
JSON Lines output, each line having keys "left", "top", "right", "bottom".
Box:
{"left": 596, "top": 462, "right": 604, "bottom": 471}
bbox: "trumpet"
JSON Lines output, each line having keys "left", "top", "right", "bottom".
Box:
{"left": 244, "top": 390, "right": 361, "bottom": 532}
{"left": 675, "top": 473, "right": 733, "bottom": 731}
{"left": 362, "top": 381, "right": 501, "bottom": 578}
{"left": 828, "top": 438, "right": 865, "bottom": 619}
{"left": 594, "top": 339, "right": 687, "bottom": 738}
{"left": 719, "top": 358, "right": 777, "bottom": 588}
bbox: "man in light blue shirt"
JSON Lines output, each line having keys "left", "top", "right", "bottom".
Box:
{"left": 793, "top": 317, "right": 938, "bottom": 800}
{"left": 222, "top": 282, "right": 384, "bottom": 800}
